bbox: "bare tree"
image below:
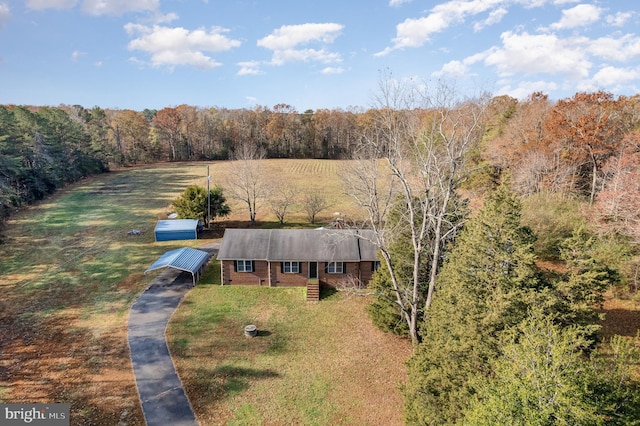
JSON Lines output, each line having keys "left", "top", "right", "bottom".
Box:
{"left": 226, "top": 142, "right": 267, "bottom": 225}
{"left": 269, "top": 184, "right": 298, "bottom": 224}
{"left": 302, "top": 192, "right": 329, "bottom": 224}
{"left": 343, "top": 74, "right": 489, "bottom": 343}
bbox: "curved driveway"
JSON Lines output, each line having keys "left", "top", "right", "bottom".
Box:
{"left": 128, "top": 245, "right": 218, "bottom": 426}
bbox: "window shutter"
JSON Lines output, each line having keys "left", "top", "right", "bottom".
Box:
{"left": 324, "top": 262, "right": 329, "bottom": 273}
{"left": 280, "top": 262, "right": 284, "bottom": 272}
{"left": 234, "top": 260, "right": 238, "bottom": 272}
{"left": 251, "top": 261, "right": 255, "bottom": 272}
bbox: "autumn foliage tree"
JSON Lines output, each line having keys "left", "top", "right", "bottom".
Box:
{"left": 544, "top": 91, "right": 623, "bottom": 203}
{"left": 592, "top": 131, "right": 640, "bottom": 241}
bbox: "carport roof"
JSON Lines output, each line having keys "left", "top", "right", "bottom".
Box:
{"left": 145, "top": 247, "right": 210, "bottom": 285}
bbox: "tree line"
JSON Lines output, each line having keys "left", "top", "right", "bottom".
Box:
{"left": 2, "top": 90, "right": 640, "bottom": 231}
{"left": 0, "top": 105, "right": 108, "bottom": 228}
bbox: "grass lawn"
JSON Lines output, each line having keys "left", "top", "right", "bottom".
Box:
{"left": 0, "top": 159, "right": 408, "bottom": 425}
{"left": 167, "top": 263, "right": 411, "bottom": 425}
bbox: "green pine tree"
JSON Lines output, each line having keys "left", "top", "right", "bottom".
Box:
{"left": 464, "top": 310, "right": 640, "bottom": 426}
{"left": 404, "top": 183, "right": 542, "bottom": 425}
{"left": 554, "top": 226, "right": 619, "bottom": 338}
{"left": 463, "top": 310, "right": 600, "bottom": 426}
{"left": 172, "top": 184, "right": 231, "bottom": 224}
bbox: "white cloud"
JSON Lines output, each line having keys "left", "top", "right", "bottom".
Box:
{"left": 321, "top": 66, "right": 345, "bottom": 74}
{"left": 497, "top": 79, "right": 558, "bottom": 99}
{"left": 81, "top": 0, "right": 158, "bottom": 16}
{"left": 606, "top": 11, "right": 635, "bottom": 27}
{"left": 26, "top": 0, "right": 77, "bottom": 10}
{"left": 586, "top": 34, "right": 640, "bottom": 62}
{"left": 258, "top": 23, "right": 343, "bottom": 50}
{"left": 433, "top": 60, "right": 469, "bottom": 77}
{"left": 258, "top": 23, "right": 344, "bottom": 66}
{"left": 474, "top": 7, "right": 507, "bottom": 31}
{"left": 270, "top": 48, "right": 341, "bottom": 66}
{"left": 484, "top": 31, "right": 591, "bottom": 79}
{"left": 237, "top": 61, "right": 263, "bottom": 75}
{"left": 125, "top": 24, "right": 241, "bottom": 70}
{"left": 389, "top": 0, "right": 413, "bottom": 6}
{"left": 590, "top": 66, "right": 640, "bottom": 87}
{"left": 378, "top": 0, "right": 506, "bottom": 54}
{"left": 433, "top": 51, "right": 484, "bottom": 77}
{"left": 26, "top": 0, "right": 159, "bottom": 16}
{"left": 71, "top": 50, "right": 86, "bottom": 61}
{"left": 549, "top": 3, "right": 602, "bottom": 30}
{"left": 0, "top": 3, "right": 10, "bottom": 30}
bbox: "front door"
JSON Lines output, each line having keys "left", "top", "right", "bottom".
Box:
{"left": 309, "top": 262, "right": 318, "bottom": 280}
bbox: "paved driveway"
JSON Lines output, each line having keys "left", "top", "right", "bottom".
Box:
{"left": 128, "top": 244, "right": 219, "bottom": 426}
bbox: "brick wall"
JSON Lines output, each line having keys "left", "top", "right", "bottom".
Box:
{"left": 221, "top": 260, "right": 376, "bottom": 287}
{"left": 222, "top": 260, "right": 269, "bottom": 286}
{"left": 272, "top": 262, "right": 308, "bottom": 287}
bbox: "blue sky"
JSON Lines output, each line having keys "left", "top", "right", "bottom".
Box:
{"left": 1, "top": 0, "right": 639, "bottom": 111}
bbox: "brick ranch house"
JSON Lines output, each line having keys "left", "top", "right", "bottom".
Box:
{"left": 216, "top": 228, "right": 380, "bottom": 301}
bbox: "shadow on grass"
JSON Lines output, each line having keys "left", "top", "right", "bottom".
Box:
{"left": 320, "top": 285, "right": 338, "bottom": 300}
{"left": 189, "top": 366, "right": 280, "bottom": 407}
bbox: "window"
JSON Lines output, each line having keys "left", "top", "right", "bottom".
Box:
{"left": 235, "top": 260, "right": 253, "bottom": 272}
{"left": 372, "top": 261, "right": 381, "bottom": 272}
{"left": 282, "top": 261, "right": 300, "bottom": 273}
{"left": 326, "top": 262, "right": 344, "bottom": 274}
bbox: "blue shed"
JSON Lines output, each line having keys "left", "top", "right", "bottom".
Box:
{"left": 154, "top": 219, "right": 199, "bottom": 242}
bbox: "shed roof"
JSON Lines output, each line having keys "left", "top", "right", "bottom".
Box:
{"left": 145, "top": 247, "right": 210, "bottom": 285}
{"left": 154, "top": 219, "right": 199, "bottom": 233}
{"left": 217, "top": 229, "right": 379, "bottom": 262}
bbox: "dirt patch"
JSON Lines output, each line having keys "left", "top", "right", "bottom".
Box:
{"left": 599, "top": 294, "right": 640, "bottom": 340}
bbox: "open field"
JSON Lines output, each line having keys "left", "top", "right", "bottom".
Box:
{"left": 0, "top": 159, "right": 408, "bottom": 425}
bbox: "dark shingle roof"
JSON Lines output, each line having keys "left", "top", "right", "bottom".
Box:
{"left": 217, "top": 229, "right": 378, "bottom": 262}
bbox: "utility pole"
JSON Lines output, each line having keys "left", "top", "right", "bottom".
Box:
{"left": 207, "top": 165, "right": 211, "bottom": 229}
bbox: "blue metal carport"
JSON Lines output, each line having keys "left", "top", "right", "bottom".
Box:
{"left": 145, "top": 247, "right": 210, "bottom": 286}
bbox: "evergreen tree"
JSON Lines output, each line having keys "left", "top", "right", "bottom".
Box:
{"left": 464, "top": 311, "right": 640, "bottom": 426}
{"left": 172, "top": 185, "right": 231, "bottom": 224}
{"left": 404, "top": 184, "right": 541, "bottom": 425}
{"left": 463, "top": 310, "right": 601, "bottom": 425}
{"left": 554, "top": 226, "right": 619, "bottom": 338}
